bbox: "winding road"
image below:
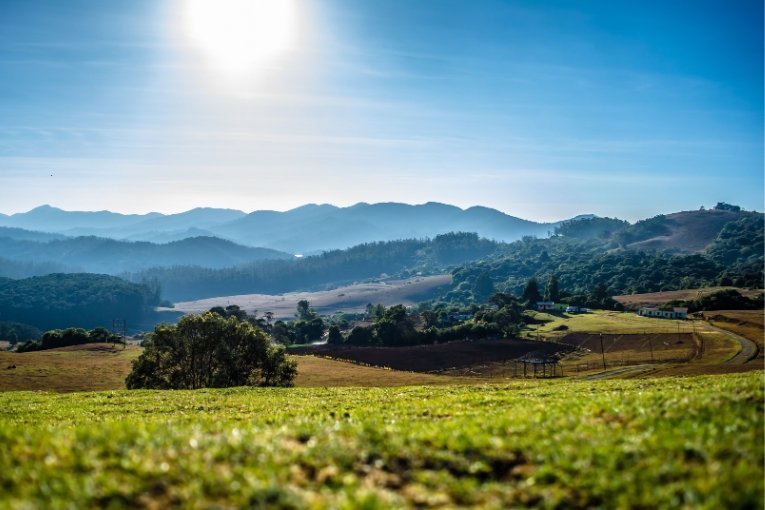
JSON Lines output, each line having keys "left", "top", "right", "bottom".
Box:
{"left": 705, "top": 323, "right": 759, "bottom": 364}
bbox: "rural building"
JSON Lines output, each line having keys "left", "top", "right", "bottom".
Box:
{"left": 565, "top": 306, "right": 580, "bottom": 313}
{"left": 637, "top": 307, "right": 688, "bottom": 319}
{"left": 536, "top": 301, "right": 555, "bottom": 311}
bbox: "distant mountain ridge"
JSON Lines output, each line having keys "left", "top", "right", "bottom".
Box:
{"left": 0, "top": 202, "right": 561, "bottom": 253}
{"left": 0, "top": 235, "right": 292, "bottom": 276}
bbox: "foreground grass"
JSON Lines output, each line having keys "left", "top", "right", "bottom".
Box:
{"left": 1, "top": 373, "right": 762, "bottom": 509}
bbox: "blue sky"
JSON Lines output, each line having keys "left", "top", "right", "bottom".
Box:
{"left": 0, "top": 0, "right": 762, "bottom": 221}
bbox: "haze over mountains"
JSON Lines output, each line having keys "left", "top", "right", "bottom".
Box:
{"left": 0, "top": 203, "right": 562, "bottom": 254}
{"left": 0, "top": 202, "right": 760, "bottom": 326}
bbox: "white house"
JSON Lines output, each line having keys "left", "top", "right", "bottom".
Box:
{"left": 536, "top": 301, "right": 555, "bottom": 311}
{"left": 638, "top": 307, "right": 688, "bottom": 319}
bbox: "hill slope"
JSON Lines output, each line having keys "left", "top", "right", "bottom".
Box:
{"left": 619, "top": 209, "right": 752, "bottom": 252}
{"left": 0, "top": 236, "right": 292, "bottom": 276}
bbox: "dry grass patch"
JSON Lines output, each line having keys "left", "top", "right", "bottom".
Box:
{"left": 293, "top": 356, "right": 477, "bottom": 387}
{"left": 0, "top": 344, "right": 140, "bottom": 392}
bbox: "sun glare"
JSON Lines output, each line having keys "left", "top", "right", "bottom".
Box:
{"left": 183, "top": 0, "right": 297, "bottom": 81}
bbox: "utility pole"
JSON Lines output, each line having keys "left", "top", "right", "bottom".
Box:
{"left": 600, "top": 333, "right": 606, "bottom": 370}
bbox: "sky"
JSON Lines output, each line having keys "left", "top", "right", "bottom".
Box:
{"left": 0, "top": 0, "right": 762, "bottom": 222}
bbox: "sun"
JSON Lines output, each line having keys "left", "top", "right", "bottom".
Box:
{"left": 183, "top": 0, "right": 297, "bottom": 79}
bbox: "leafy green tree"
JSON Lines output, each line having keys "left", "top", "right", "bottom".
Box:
{"left": 271, "top": 320, "right": 293, "bottom": 345}
{"left": 293, "top": 317, "right": 325, "bottom": 344}
{"left": 327, "top": 325, "right": 343, "bottom": 345}
{"left": 88, "top": 327, "right": 120, "bottom": 344}
{"left": 544, "top": 274, "right": 560, "bottom": 302}
{"left": 346, "top": 326, "right": 374, "bottom": 346}
{"left": 296, "top": 300, "right": 319, "bottom": 321}
{"left": 126, "top": 312, "right": 296, "bottom": 389}
{"left": 472, "top": 272, "right": 495, "bottom": 302}
{"left": 374, "top": 304, "right": 418, "bottom": 346}
{"left": 521, "top": 278, "right": 542, "bottom": 305}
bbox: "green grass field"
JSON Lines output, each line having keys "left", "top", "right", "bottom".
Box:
{"left": 525, "top": 310, "right": 697, "bottom": 339}
{"left": 1, "top": 373, "right": 761, "bottom": 509}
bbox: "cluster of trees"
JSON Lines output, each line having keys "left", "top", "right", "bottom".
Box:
{"left": 327, "top": 296, "right": 530, "bottom": 348}
{"left": 270, "top": 300, "right": 327, "bottom": 346}
{"left": 16, "top": 327, "right": 122, "bottom": 352}
{"left": 668, "top": 289, "right": 764, "bottom": 313}
{"left": 126, "top": 312, "right": 296, "bottom": 389}
{"left": 554, "top": 217, "right": 629, "bottom": 240}
{"left": 0, "top": 273, "right": 160, "bottom": 332}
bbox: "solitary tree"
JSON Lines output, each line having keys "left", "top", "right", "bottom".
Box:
{"left": 521, "top": 278, "right": 542, "bottom": 305}
{"left": 126, "top": 312, "right": 296, "bottom": 389}
{"left": 544, "top": 274, "right": 560, "bottom": 302}
{"left": 327, "top": 325, "right": 343, "bottom": 345}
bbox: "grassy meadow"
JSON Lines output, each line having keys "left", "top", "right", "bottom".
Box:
{"left": 525, "top": 310, "right": 698, "bottom": 339}
{"left": 1, "top": 373, "right": 762, "bottom": 509}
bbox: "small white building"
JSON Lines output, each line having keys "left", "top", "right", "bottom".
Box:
{"left": 638, "top": 307, "right": 688, "bottom": 319}
{"left": 536, "top": 301, "right": 556, "bottom": 311}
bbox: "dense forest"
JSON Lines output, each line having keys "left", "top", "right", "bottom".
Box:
{"left": 0, "top": 274, "right": 160, "bottom": 332}
{"left": 126, "top": 233, "right": 503, "bottom": 301}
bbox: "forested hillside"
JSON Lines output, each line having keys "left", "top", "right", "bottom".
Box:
{"left": 0, "top": 236, "right": 291, "bottom": 277}
{"left": 439, "top": 209, "right": 763, "bottom": 305}
{"left": 0, "top": 274, "right": 160, "bottom": 332}
{"left": 127, "top": 233, "right": 503, "bottom": 301}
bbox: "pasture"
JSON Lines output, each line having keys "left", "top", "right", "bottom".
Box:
{"left": 0, "top": 373, "right": 761, "bottom": 509}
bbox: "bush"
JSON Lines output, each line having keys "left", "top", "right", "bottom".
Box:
{"left": 126, "top": 312, "right": 296, "bottom": 389}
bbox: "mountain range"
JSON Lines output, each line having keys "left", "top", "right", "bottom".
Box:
{"left": 0, "top": 203, "right": 565, "bottom": 254}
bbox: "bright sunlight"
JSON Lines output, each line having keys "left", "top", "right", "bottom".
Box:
{"left": 183, "top": 0, "right": 297, "bottom": 80}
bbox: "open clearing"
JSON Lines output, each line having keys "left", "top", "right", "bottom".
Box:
{"left": 613, "top": 287, "right": 763, "bottom": 308}
{"left": 0, "top": 373, "right": 761, "bottom": 508}
{"left": 163, "top": 275, "right": 452, "bottom": 318}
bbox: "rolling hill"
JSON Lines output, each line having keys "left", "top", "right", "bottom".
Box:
{"left": 0, "top": 236, "right": 292, "bottom": 276}
{"left": 618, "top": 209, "right": 755, "bottom": 253}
